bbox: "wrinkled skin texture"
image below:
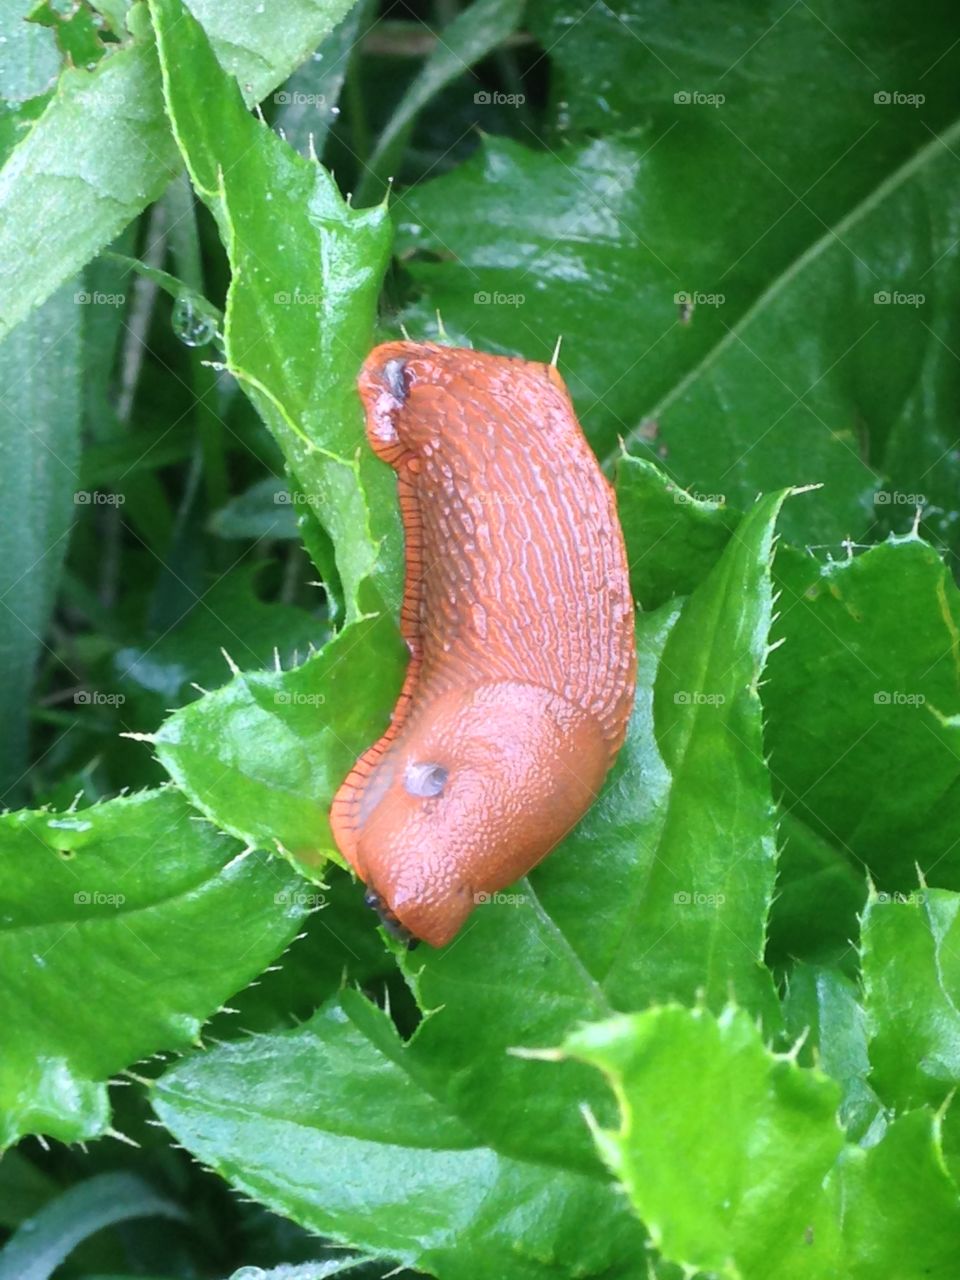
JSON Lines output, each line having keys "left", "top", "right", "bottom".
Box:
{"left": 330, "top": 343, "right": 636, "bottom": 946}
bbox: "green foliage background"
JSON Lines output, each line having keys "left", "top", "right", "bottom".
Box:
{"left": 1, "top": 0, "right": 960, "bottom": 1276}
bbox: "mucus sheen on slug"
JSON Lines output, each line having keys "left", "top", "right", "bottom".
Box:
{"left": 329, "top": 342, "right": 637, "bottom": 947}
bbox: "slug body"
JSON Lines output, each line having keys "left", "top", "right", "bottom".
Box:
{"left": 330, "top": 342, "right": 636, "bottom": 947}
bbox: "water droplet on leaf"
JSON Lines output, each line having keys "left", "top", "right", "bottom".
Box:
{"left": 171, "top": 293, "right": 217, "bottom": 347}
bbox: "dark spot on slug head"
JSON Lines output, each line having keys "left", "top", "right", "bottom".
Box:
{"left": 383, "top": 357, "right": 409, "bottom": 404}
{"left": 364, "top": 886, "right": 419, "bottom": 949}
{"left": 404, "top": 761, "right": 448, "bottom": 798}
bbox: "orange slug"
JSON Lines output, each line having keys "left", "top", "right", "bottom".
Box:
{"left": 329, "top": 342, "right": 636, "bottom": 947}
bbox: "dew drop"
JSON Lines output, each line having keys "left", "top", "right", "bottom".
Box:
{"left": 171, "top": 294, "right": 217, "bottom": 347}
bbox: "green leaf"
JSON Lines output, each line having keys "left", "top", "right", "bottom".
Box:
{"left": 0, "top": 281, "right": 81, "bottom": 802}
{"left": 0, "top": 30, "right": 179, "bottom": 343}
{"left": 114, "top": 562, "right": 326, "bottom": 731}
{"left": 529, "top": 0, "right": 960, "bottom": 152}
{"left": 0, "top": 1150, "right": 58, "bottom": 1229}
{"left": 106, "top": 248, "right": 222, "bottom": 320}
{"left": 186, "top": 0, "right": 359, "bottom": 103}
{"left": 356, "top": 0, "right": 526, "bottom": 204}
{"left": 151, "top": 491, "right": 787, "bottom": 1185}
{"left": 563, "top": 1003, "right": 845, "bottom": 1277}
{"left": 0, "top": 94, "right": 50, "bottom": 167}
{"left": 765, "top": 536, "right": 960, "bottom": 889}
{"left": 0, "top": 787, "right": 309, "bottom": 1148}
{"left": 766, "top": 810, "right": 866, "bottom": 972}
{"left": 0, "top": 0, "right": 369, "bottom": 338}
{"left": 150, "top": 0, "right": 401, "bottom": 619}
{"left": 0, "top": 1171, "right": 183, "bottom": 1280}
{"left": 604, "top": 490, "right": 786, "bottom": 1015}
{"left": 152, "top": 988, "right": 648, "bottom": 1280}
{"left": 80, "top": 226, "right": 139, "bottom": 444}
{"left": 861, "top": 885, "right": 960, "bottom": 1111}
{"left": 79, "top": 418, "right": 195, "bottom": 491}
{"left": 206, "top": 866, "right": 393, "bottom": 1038}
{"left": 0, "top": 0, "right": 59, "bottom": 103}
{"left": 782, "top": 962, "right": 880, "bottom": 1140}
{"left": 525, "top": 0, "right": 960, "bottom": 548}
{"left": 394, "top": 132, "right": 876, "bottom": 549}
{"left": 614, "top": 453, "right": 859, "bottom": 1022}
{"left": 563, "top": 1002, "right": 960, "bottom": 1279}
{"left": 273, "top": 2, "right": 369, "bottom": 160}
{"left": 834, "top": 1108, "right": 960, "bottom": 1280}
{"left": 614, "top": 453, "right": 863, "bottom": 970}
{"left": 610, "top": 118, "right": 960, "bottom": 558}
{"left": 28, "top": 0, "right": 112, "bottom": 71}
{"left": 153, "top": 616, "right": 406, "bottom": 877}
{"left": 394, "top": 10, "right": 960, "bottom": 555}
{"left": 614, "top": 452, "right": 739, "bottom": 610}
{"left": 207, "top": 478, "right": 301, "bottom": 541}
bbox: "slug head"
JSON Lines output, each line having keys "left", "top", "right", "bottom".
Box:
{"left": 352, "top": 681, "right": 609, "bottom": 947}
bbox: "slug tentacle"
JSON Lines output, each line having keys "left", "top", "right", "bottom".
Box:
{"left": 329, "top": 342, "right": 637, "bottom": 947}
